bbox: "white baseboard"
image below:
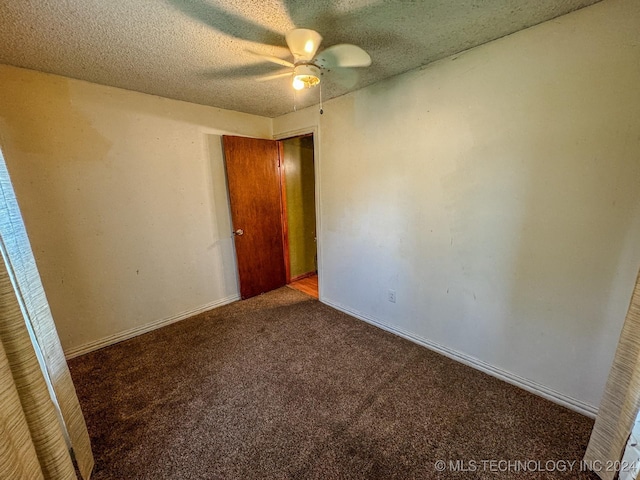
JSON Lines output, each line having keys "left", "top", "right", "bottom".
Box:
{"left": 64, "top": 294, "right": 240, "bottom": 360}
{"left": 321, "top": 298, "right": 598, "bottom": 419}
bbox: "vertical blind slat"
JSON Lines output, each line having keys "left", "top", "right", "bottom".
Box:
{"left": 584, "top": 269, "right": 640, "bottom": 480}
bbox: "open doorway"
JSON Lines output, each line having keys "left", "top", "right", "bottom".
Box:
{"left": 280, "top": 134, "right": 318, "bottom": 299}
{"left": 222, "top": 134, "right": 318, "bottom": 300}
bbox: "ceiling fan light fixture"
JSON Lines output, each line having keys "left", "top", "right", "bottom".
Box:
{"left": 292, "top": 64, "right": 320, "bottom": 90}
{"left": 304, "top": 40, "right": 314, "bottom": 53}
{"left": 251, "top": 28, "right": 370, "bottom": 94}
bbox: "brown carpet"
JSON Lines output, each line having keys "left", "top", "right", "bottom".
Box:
{"left": 69, "top": 287, "right": 598, "bottom": 479}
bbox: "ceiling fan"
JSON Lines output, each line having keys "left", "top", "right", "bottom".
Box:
{"left": 249, "top": 28, "right": 372, "bottom": 90}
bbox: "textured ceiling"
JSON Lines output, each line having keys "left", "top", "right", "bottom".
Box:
{"left": 0, "top": 0, "right": 601, "bottom": 118}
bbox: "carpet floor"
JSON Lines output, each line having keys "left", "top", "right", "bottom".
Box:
{"left": 69, "top": 287, "right": 598, "bottom": 479}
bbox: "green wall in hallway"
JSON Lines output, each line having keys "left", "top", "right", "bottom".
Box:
{"left": 283, "top": 136, "right": 316, "bottom": 279}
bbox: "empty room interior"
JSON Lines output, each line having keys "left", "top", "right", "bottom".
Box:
{"left": 1, "top": 0, "right": 640, "bottom": 479}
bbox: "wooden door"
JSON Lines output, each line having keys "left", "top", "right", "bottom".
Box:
{"left": 223, "top": 136, "right": 286, "bottom": 299}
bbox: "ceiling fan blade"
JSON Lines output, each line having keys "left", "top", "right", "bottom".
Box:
{"left": 256, "top": 71, "right": 292, "bottom": 82}
{"left": 315, "top": 44, "right": 371, "bottom": 68}
{"left": 327, "top": 67, "right": 359, "bottom": 88}
{"left": 285, "top": 28, "right": 323, "bottom": 62}
{"left": 246, "top": 50, "right": 294, "bottom": 68}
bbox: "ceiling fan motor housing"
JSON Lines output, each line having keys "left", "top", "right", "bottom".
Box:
{"left": 293, "top": 64, "right": 321, "bottom": 89}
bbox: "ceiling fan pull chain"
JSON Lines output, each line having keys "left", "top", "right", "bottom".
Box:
{"left": 319, "top": 83, "right": 323, "bottom": 115}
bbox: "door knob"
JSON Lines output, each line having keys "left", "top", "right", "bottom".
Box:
{"left": 233, "top": 229, "right": 244, "bottom": 236}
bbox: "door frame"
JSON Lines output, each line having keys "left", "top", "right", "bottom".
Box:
{"left": 278, "top": 133, "right": 316, "bottom": 285}
{"left": 277, "top": 140, "right": 290, "bottom": 283}
{"left": 274, "top": 127, "right": 322, "bottom": 300}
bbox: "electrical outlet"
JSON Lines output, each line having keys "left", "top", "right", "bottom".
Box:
{"left": 388, "top": 289, "right": 396, "bottom": 303}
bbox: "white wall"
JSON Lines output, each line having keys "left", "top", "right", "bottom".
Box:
{"left": 0, "top": 65, "right": 272, "bottom": 356}
{"left": 274, "top": 0, "right": 640, "bottom": 413}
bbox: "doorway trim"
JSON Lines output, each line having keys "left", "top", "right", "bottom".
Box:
{"left": 274, "top": 126, "right": 322, "bottom": 301}
{"left": 278, "top": 133, "right": 315, "bottom": 285}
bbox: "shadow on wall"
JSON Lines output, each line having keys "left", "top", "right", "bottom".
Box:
{"left": 0, "top": 67, "right": 254, "bottom": 350}
{"left": 0, "top": 72, "right": 112, "bottom": 157}
{"left": 440, "top": 47, "right": 640, "bottom": 403}
{"left": 204, "top": 135, "right": 239, "bottom": 297}
{"left": 0, "top": 73, "right": 113, "bottom": 347}
{"left": 503, "top": 64, "right": 640, "bottom": 400}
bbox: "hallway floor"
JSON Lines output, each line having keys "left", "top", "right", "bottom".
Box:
{"left": 288, "top": 274, "right": 318, "bottom": 299}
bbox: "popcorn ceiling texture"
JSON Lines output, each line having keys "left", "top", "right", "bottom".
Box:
{"left": 0, "top": 0, "right": 600, "bottom": 117}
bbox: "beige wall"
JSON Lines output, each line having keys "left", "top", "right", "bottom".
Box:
{"left": 0, "top": 65, "right": 272, "bottom": 355}
{"left": 283, "top": 136, "right": 317, "bottom": 278}
{"left": 1, "top": 0, "right": 638, "bottom": 412}
{"left": 274, "top": 0, "right": 640, "bottom": 412}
